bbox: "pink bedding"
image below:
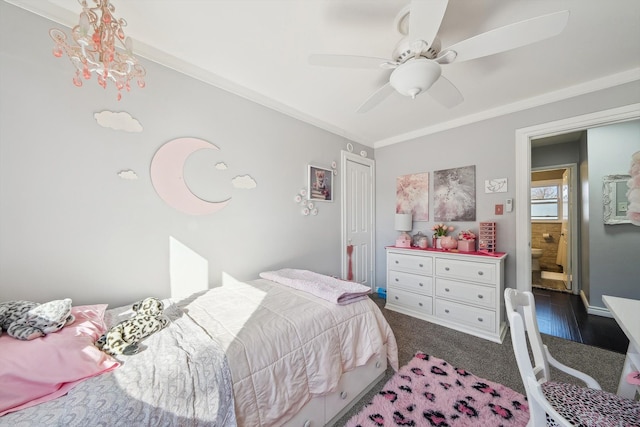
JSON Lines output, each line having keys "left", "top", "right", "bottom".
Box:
{"left": 0, "top": 304, "right": 119, "bottom": 416}
{"left": 259, "top": 268, "right": 372, "bottom": 304}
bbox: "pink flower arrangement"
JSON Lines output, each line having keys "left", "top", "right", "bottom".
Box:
{"left": 458, "top": 230, "right": 476, "bottom": 241}
{"left": 627, "top": 151, "right": 640, "bottom": 226}
{"left": 432, "top": 223, "right": 454, "bottom": 237}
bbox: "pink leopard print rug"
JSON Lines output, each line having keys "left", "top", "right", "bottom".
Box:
{"left": 346, "top": 352, "right": 530, "bottom": 427}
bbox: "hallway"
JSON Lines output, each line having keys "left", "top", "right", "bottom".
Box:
{"left": 533, "top": 288, "right": 629, "bottom": 354}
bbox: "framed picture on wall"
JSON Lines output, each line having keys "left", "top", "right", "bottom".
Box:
{"left": 308, "top": 165, "right": 333, "bottom": 201}
{"left": 434, "top": 165, "right": 476, "bottom": 221}
{"left": 396, "top": 172, "right": 429, "bottom": 221}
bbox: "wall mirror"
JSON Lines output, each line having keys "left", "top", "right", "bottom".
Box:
{"left": 603, "top": 174, "right": 631, "bottom": 224}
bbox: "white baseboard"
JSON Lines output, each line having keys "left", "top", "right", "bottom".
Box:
{"left": 581, "top": 291, "right": 614, "bottom": 318}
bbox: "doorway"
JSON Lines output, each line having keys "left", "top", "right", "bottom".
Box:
{"left": 515, "top": 104, "right": 640, "bottom": 297}
{"left": 515, "top": 104, "right": 639, "bottom": 349}
{"left": 530, "top": 164, "right": 577, "bottom": 294}
{"left": 341, "top": 151, "right": 375, "bottom": 289}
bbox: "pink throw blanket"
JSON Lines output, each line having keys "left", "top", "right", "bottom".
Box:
{"left": 259, "top": 269, "right": 371, "bottom": 305}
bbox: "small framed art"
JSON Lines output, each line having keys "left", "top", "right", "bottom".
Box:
{"left": 308, "top": 165, "right": 333, "bottom": 201}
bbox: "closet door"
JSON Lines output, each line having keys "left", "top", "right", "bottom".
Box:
{"left": 341, "top": 151, "right": 375, "bottom": 289}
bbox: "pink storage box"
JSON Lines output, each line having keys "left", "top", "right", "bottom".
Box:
{"left": 458, "top": 240, "right": 476, "bottom": 252}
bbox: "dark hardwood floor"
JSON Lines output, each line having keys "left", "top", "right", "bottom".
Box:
{"left": 532, "top": 288, "right": 629, "bottom": 354}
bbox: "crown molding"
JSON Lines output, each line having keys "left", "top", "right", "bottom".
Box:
{"left": 373, "top": 68, "right": 640, "bottom": 149}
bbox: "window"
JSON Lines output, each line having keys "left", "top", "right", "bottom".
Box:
{"left": 531, "top": 180, "right": 562, "bottom": 220}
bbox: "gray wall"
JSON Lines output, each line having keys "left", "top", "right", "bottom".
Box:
{"left": 374, "top": 83, "right": 640, "bottom": 293}
{"left": 1, "top": 2, "right": 639, "bottom": 310}
{"left": 587, "top": 121, "right": 640, "bottom": 304}
{"left": 531, "top": 140, "right": 581, "bottom": 169}
{"left": 0, "top": 3, "right": 370, "bottom": 307}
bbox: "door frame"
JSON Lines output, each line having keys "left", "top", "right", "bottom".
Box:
{"left": 341, "top": 150, "right": 375, "bottom": 288}
{"left": 515, "top": 104, "right": 640, "bottom": 299}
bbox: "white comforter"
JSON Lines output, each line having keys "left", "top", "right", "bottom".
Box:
{"left": 183, "top": 277, "right": 399, "bottom": 427}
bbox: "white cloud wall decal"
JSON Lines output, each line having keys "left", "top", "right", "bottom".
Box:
{"left": 215, "top": 162, "right": 228, "bottom": 170}
{"left": 232, "top": 175, "right": 257, "bottom": 189}
{"left": 118, "top": 170, "right": 139, "bottom": 180}
{"left": 95, "top": 111, "right": 143, "bottom": 133}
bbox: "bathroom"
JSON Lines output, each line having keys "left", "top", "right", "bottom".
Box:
{"left": 530, "top": 168, "right": 572, "bottom": 292}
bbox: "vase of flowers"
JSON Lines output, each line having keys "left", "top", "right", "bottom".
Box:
{"left": 457, "top": 230, "right": 476, "bottom": 252}
{"left": 432, "top": 223, "right": 454, "bottom": 248}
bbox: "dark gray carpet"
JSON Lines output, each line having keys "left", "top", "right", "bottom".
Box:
{"left": 333, "top": 295, "right": 626, "bottom": 426}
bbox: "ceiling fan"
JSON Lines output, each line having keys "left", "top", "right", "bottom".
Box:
{"left": 309, "top": 0, "right": 570, "bottom": 113}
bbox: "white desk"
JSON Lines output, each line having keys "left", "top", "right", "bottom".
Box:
{"left": 602, "top": 295, "right": 640, "bottom": 399}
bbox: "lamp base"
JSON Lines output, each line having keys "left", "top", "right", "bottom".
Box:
{"left": 396, "top": 232, "right": 412, "bottom": 248}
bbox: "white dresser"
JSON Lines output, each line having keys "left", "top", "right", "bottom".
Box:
{"left": 385, "top": 247, "right": 507, "bottom": 343}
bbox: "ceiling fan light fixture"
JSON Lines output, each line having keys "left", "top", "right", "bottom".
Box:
{"left": 390, "top": 58, "right": 441, "bottom": 98}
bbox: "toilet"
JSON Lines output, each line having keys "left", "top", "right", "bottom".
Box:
{"left": 531, "top": 248, "right": 543, "bottom": 271}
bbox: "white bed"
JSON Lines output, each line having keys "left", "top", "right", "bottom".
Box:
{"left": 0, "top": 276, "right": 398, "bottom": 426}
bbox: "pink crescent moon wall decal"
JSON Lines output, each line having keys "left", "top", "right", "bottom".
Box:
{"left": 150, "top": 137, "right": 231, "bottom": 215}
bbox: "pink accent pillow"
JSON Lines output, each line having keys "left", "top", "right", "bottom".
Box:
{"left": 0, "top": 304, "right": 120, "bottom": 416}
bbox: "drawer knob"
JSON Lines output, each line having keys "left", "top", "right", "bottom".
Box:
{"left": 419, "top": 263, "right": 423, "bottom": 267}
{"left": 340, "top": 391, "right": 348, "bottom": 400}
{"left": 395, "top": 260, "right": 399, "bottom": 264}
{"left": 395, "top": 278, "right": 399, "bottom": 282}
{"left": 478, "top": 318, "right": 483, "bottom": 322}
{"left": 445, "top": 267, "right": 450, "bottom": 271}
{"left": 478, "top": 294, "right": 484, "bottom": 299}
{"left": 445, "top": 309, "right": 450, "bottom": 314}
{"left": 395, "top": 296, "right": 399, "bottom": 300}
{"left": 418, "top": 302, "right": 423, "bottom": 307}
{"left": 477, "top": 271, "right": 484, "bottom": 276}
{"left": 303, "top": 421, "right": 311, "bottom": 427}
{"left": 375, "top": 361, "right": 381, "bottom": 369}
{"left": 419, "top": 283, "right": 424, "bottom": 287}
{"left": 445, "top": 288, "right": 450, "bottom": 292}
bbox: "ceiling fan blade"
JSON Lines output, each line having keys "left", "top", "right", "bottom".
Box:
{"left": 309, "top": 54, "right": 393, "bottom": 69}
{"left": 356, "top": 83, "right": 395, "bottom": 113}
{"left": 427, "top": 76, "right": 463, "bottom": 108}
{"left": 408, "top": 0, "right": 449, "bottom": 48}
{"left": 440, "top": 10, "right": 570, "bottom": 64}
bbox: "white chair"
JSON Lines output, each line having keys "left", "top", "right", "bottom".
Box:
{"left": 504, "top": 288, "right": 640, "bottom": 427}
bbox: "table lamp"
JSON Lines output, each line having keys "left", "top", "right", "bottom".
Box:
{"left": 395, "top": 213, "right": 413, "bottom": 247}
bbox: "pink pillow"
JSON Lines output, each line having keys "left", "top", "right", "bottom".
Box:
{"left": 0, "top": 304, "right": 120, "bottom": 416}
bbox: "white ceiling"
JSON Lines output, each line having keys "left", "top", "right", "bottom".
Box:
{"left": 7, "top": 0, "right": 640, "bottom": 147}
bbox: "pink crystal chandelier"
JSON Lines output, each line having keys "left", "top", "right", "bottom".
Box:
{"left": 49, "top": 0, "right": 146, "bottom": 100}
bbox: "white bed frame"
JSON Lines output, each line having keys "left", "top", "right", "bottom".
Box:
{"left": 282, "top": 346, "right": 388, "bottom": 427}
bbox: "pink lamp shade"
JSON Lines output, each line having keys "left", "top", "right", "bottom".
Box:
{"left": 395, "top": 213, "right": 412, "bottom": 247}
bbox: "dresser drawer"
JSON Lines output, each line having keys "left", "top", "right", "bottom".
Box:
{"left": 387, "top": 287, "right": 433, "bottom": 315}
{"left": 435, "top": 258, "right": 495, "bottom": 284}
{"left": 435, "top": 278, "right": 495, "bottom": 309}
{"left": 435, "top": 299, "right": 496, "bottom": 332}
{"left": 388, "top": 270, "right": 433, "bottom": 295}
{"left": 388, "top": 252, "right": 433, "bottom": 275}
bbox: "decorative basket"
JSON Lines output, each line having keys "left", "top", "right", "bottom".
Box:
{"left": 458, "top": 239, "right": 476, "bottom": 252}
